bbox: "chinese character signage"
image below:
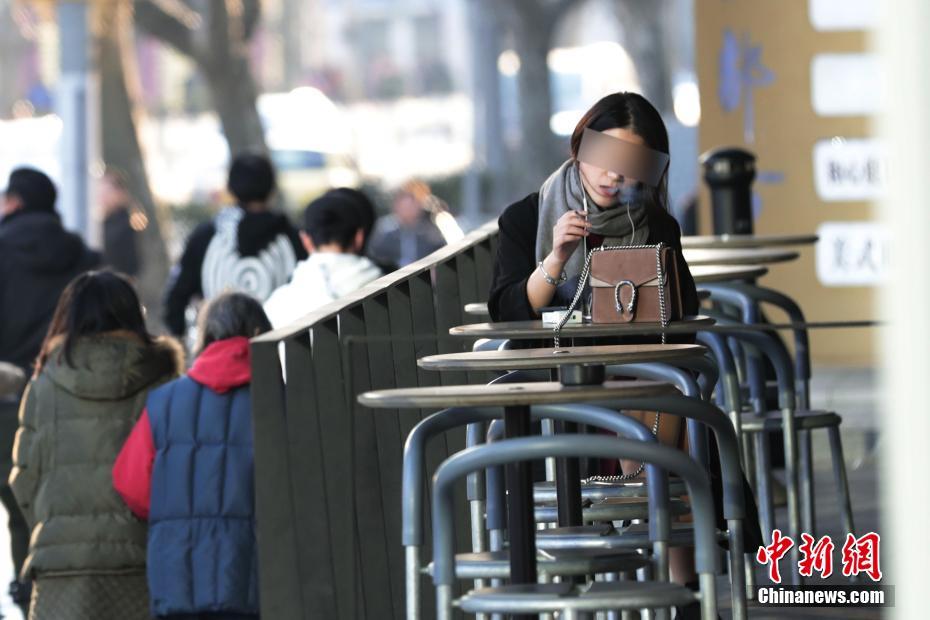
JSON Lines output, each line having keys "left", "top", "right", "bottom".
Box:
{"left": 757, "top": 530, "right": 883, "bottom": 584}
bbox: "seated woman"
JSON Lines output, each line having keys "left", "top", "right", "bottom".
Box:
{"left": 488, "top": 91, "right": 698, "bottom": 323}
{"left": 489, "top": 91, "right": 699, "bottom": 474}
{"left": 488, "top": 92, "right": 760, "bottom": 618}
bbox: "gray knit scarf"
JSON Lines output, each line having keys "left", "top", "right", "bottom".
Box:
{"left": 535, "top": 159, "right": 650, "bottom": 280}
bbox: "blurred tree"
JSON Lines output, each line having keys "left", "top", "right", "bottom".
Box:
{"left": 499, "top": 0, "right": 580, "bottom": 191}
{"left": 134, "top": 0, "right": 268, "bottom": 156}
{"left": 613, "top": 0, "right": 671, "bottom": 113}
{"left": 471, "top": 0, "right": 674, "bottom": 205}
{"left": 0, "top": 3, "right": 32, "bottom": 115}
{"left": 95, "top": 0, "right": 170, "bottom": 329}
{"left": 465, "top": 0, "right": 508, "bottom": 219}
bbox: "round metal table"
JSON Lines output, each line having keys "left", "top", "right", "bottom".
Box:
{"left": 690, "top": 264, "right": 768, "bottom": 283}
{"left": 358, "top": 379, "right": 678, "bottom": 591}
{"left": 683, "top": 248, "right": 799, "bottom": 266}
{"left": 449, "top": 315, "right": 715, "bottom": 341}
{"left": 464, "top": 268, "right": 761, "bottom": 324}
{"left": 681, "top": 233, "right": 818, "bottom": 249}
{"left": 419, "top": 343, "right": 706, "bottom": 372}
{"left": 417, "top": 343, "right": 706, "bottom": 549}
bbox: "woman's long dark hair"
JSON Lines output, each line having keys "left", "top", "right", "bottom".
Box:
{"left": 195, "top": 292, "right": 272, "bottom": 355}
{"left": 570, "top": 92, "right": 670, "bottom": 212}
{"left": 36, "top": 271, "right": 153, "bottom": 373}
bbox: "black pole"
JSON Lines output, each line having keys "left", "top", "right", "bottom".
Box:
{"left": 503, "top": 404, "right": 538, "bottom": 600}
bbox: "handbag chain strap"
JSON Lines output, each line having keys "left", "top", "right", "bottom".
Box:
{"left": 553, "top": 243, "right": 668, "bottom": 481}
{"left": 581, "top": 409, "right": 661, "bottom": 482}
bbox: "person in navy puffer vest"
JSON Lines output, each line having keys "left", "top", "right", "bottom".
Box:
{"left": 113, "top": 292, "right": 271, "bottom": 620}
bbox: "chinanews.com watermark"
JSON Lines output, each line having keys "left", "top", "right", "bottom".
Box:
{"left": 754, "top": 529, "right": 894, "bottom": 608}
{"left": 755, "top": 585, "right": 893, "bottom": 608}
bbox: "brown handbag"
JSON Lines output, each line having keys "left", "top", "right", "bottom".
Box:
{"left": 589, "top": 244, "right": 684, "bottom": 325}
{"left": 553, "top": 243, "right": 683, "bottom": 347}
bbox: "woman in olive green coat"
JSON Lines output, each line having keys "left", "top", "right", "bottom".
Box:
{"left": 9, "top": 271, "right": 183, "bottom": 620}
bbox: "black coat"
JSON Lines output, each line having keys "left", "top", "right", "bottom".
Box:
{"left": 0, "top": 210, "right": 101, "bottom": 373}
{"left": 488, "top": 192, "right": 699, "bottom": 323}
{"left": 103, "top": 207, "right": 140, "bottom": 277}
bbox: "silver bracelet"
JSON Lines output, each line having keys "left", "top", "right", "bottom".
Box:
{"left": 537, "top": 261, "right": 567, "bottom": 286}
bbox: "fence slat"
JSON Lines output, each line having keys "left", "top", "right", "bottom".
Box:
{"left": 340, "top": 304, "right": 393, "bottom": 617}
{"left": 456, "top": 249, "right": 480, "bottom": 309}
{"left": 250, "top": 341, "right": 304, "bottom": 619}
{"left": 434, "top": 258, "right": 469, "bottom": 380}
{"left": 474, "top": 238, "right": 494, "bottom": 300}
{"left": 281, "top": 335, "right": 338, "bottom": 616}
{"left": 433, "top": 257, "right": 475, "bottom": 592}
{"left": 363, "top": 294, "right": 406, "bottom": 620}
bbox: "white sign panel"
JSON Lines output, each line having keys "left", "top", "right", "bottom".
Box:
{"left": 813, "top": 138, "right": 886, "bottom": 202}
{"left": 816, "top": 222, "right": 890, "bottom": 287}
{"left": 811, "top": 54, "right": 883, "bottom": 117}
{"left": 809, "top": 0, "right": 879, "bottom": 31}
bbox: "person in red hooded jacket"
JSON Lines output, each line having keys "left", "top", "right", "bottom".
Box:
{"left": 113, "top": 292, "right": 270, "bottom": 619}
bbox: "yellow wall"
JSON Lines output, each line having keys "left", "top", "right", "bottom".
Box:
{"left": 695, "top": 0, "right": 876, "bottom": 365}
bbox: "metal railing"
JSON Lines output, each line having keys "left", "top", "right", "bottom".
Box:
{"left": 250, "top": 221, "right": 499, "bottom": 619}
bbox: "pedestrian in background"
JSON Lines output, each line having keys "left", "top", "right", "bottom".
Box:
{"left": 10, "top": 271, "right": 184, "bottom": 620}
{"left": 114, "top": 292, "right": 269, "bottom": 620}
{"left": 0, "top": 167, "right": 101, "bottom": 375}
{"left": 0, "top": 167, "right": 101, "bottom": 607}
{"left": 162, "top": 152, "right": 306, "bottom": 338}
{"left": 264, "top": 190, "right": 382, "bottom": 328}
{"left": 99, "top": 168, "right": 142, "bottom": 278}
{"left": 367, "top": 180, "right": 447, "bottom": 270}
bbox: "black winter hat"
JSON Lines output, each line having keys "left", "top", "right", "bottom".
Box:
{"left": 3, "top": 167, "right": 57, "bottom": 212}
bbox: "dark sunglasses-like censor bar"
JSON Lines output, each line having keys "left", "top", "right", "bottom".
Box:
{"left": 577, "top": 127, "right": 670, "bottom": 188}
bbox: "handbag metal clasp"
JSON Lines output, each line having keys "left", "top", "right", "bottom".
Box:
{"left": 613, "top": 280, "right": 637, "bottom": 316}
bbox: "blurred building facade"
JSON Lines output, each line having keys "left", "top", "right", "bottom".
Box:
{"left": 0, "top": 1, "right": 709, "bottom": 236}
{"left": 696, "top": 0, "right": 878, "bottom": 365}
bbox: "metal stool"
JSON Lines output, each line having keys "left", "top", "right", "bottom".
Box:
{"left": 534, "top": 477, "right": 688, "bottom": 502}
{"left": 705, "top": 285, "right": 857, "bottom": 548}
{"left": 534, "top": 496, "right": 691, "bottom": 524}
{"left": 481, "top": 393, "right": 749, "bottom": 620}
{"left": 402, "top": 403, "right": 674, "bottom": 620}
{"left": 460, "top": 582, "right": 696, "bottom": 620}
{"left": 536, "top": 521, "right": 729, "bottom": 551}
{"left": 427, "top": 548, "right": 649, "bottom": 581}
{"left": 432, "top": 435, "right": 720, "bottom": 620}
